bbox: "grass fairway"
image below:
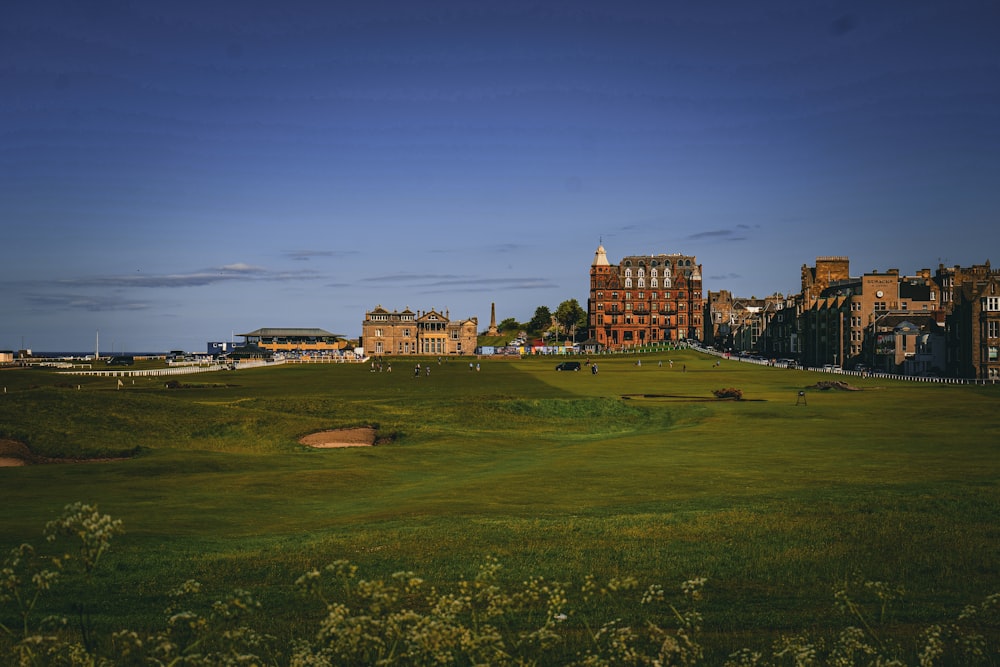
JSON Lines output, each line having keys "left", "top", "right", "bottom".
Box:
{"left": 1, "top": 351, "right": 998, "bottom": 658}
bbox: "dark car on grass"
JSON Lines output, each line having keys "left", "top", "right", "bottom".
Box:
{"left": 555, "top": 361, "right": 581, "bottom": 371}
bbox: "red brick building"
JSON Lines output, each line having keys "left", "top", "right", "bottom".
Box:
{"left": 587, "top": 244, "right": 704, "bottom": 350}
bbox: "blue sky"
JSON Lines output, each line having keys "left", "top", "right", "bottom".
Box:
{"left": 2, "top": 1, "right": 998, "bottom": 352}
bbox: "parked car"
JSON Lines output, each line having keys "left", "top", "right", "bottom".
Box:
{"left": 106, "top": 356, "right": 134, "bottom": 366}
{"left": 555, "top": 361, "right": 581, "bottom": 371}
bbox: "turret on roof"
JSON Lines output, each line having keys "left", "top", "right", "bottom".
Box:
{"left": 593, "top": 244, "right": 610, "bottom": 266}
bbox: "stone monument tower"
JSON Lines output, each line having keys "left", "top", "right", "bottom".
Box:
{"left": 487, "top": 302, "right": 499, "bottom": 336}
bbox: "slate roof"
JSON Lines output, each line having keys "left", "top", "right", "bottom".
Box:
{"left": 239, "top": 328, "right": 342, "bottom": 338}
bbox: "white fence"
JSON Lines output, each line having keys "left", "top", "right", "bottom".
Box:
{"left": 60, "top": 359, "right": 286, "bottom": 378}
{"left": 691, "top": 345, "right": 998, "bottom": 386}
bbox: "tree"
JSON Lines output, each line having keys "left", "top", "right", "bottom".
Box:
{"left": 555, "top": 299, "right": 586, "bottom": 342}
{"left": 498, "top": 317, "right": 520, "bottom": 332}
{"left": 528, "top": 306, "right": 552, "bottom": 335}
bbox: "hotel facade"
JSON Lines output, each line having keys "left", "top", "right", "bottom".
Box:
{"left": 587, "top": 244, "right": 704, "bottom": 349}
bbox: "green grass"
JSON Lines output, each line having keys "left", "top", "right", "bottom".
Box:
{"left": 1, "top": 352, "right": 998, "bottom": 659}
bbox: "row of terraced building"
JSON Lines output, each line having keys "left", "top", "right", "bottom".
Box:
{"left": 704, "top": 256, "right": 1000, "bottom": 380}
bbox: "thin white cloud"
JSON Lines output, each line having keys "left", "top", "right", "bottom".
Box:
{"left": 687, "top": 229, "right": 747, "bottom": 241}
{"left": 367, "top": 273, "right": 555, "bottom": 290}
{"left": 49, "top": 265, "right": 324, "bottom": 289}
{"left": 284, "top": 250, "right": 359, "bottom": 261}
{"left": 23, "top": 293, "right": 150, "bottom": 313}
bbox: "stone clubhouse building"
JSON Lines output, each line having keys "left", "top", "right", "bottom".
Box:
{"left": 361, "top": 306, "right": 479, "bottom": 356}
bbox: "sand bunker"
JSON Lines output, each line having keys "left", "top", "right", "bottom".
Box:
{"left": 0, "top": 439, "right": 34, "bottom": 467}
{"left": 299, "top": 427, "right": 377, "bottom": 449}
{"left": 1, "top": 428, "right": 383, "bottom": 466}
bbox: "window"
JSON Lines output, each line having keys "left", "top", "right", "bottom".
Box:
{"left": 637, "top": 279, "right": 645, "bottom": 288}
{"left": 989, "top": 321, "right": 1000, "bottom": 339}
{"left": 625, "top": 268, "right": 633, "bottom": 277}
{"left": 375, "top": 328, "right": 383, "bottom": 337}
{"left": 625, "top": 278, "right": 632, "bottom": 288}
{"left": 989, "top": 346, "right": 999, "bottom": 362}
{"left": 874, "top": 302, "right": 887, "bottom": 311}
{"left": 651, "top": 279, "right": 658, "bottom": 288}
{"left": 986, "top": 297, "right": 1000, "bottom": 312}
{"left": 403, "top": 328, "right": 411, "bottom": 337}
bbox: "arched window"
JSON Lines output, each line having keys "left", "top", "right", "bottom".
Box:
{"left": 625, "top": 268, "right": 632, "bottom": 278}
{"left": 625, "top": 278, "right": 632, "bottom": 288}
{"left": 637, "top": 278, "right": 645, "bottom": 288}
{"left": 651, "top": 278, "right": 658, "bottom": 288}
